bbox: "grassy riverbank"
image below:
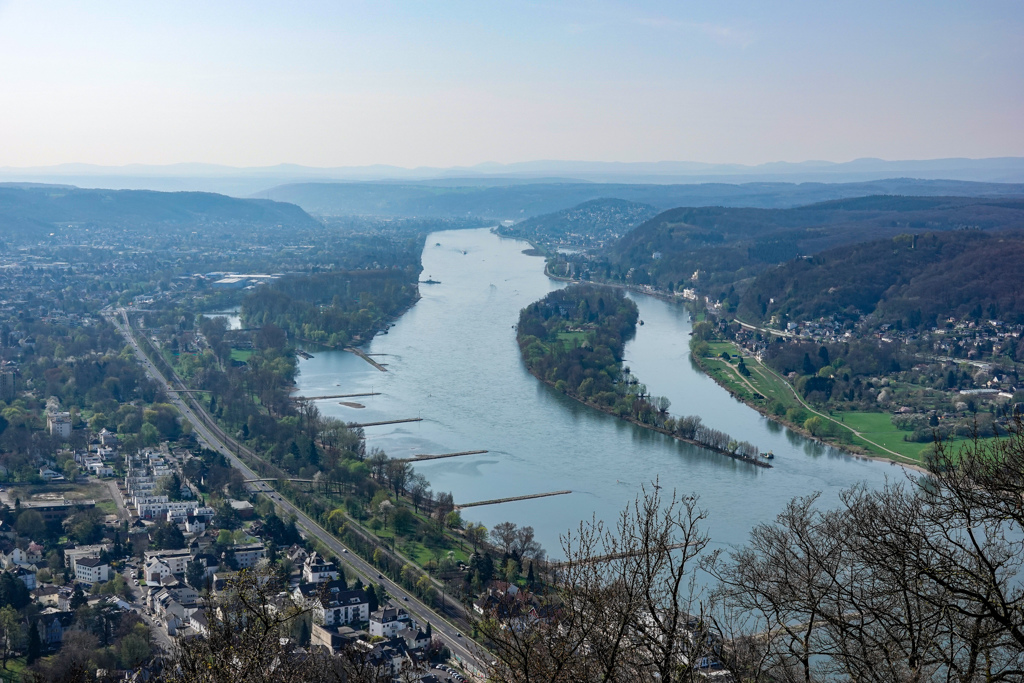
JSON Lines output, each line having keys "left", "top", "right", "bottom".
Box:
{"left": 693, "top": 337, "right": 1000, "bottom": 465}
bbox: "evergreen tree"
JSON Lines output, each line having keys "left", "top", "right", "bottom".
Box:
{"left": 26, "top": 622, "right": 40, "bottom": 664}
{"left": 70, "top": 584, "right": 87, "bottom": 610}
{"left": 366, "top": 585, "right": 379, "bottom": 613}
{"left": 185, "top": 560, "right": 206, "bottom": 590}
{"left": 426, "top": 622, "right": 432, "bottom": 638}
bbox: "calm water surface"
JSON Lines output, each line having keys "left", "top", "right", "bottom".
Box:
{"left": 294, "top": 229, "right": 895, "bottom": 557}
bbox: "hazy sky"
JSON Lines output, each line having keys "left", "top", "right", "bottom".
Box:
{"left": 1, "top": 0, "right": 1022, "bottom": 168}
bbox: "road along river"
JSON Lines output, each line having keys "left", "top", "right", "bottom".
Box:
{"left": 294, "top": 228, "right": 896, "bottom": 558}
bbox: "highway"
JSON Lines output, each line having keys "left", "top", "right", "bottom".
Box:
{"left": 105, "top": 309, "right": 486, "bottom": 674}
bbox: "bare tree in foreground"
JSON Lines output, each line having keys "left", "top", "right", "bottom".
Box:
{"left": 714, "top": 414, "right": 1024, "bottom": 682}
{"left": 158, "top": 569, "right": 400, "bottom": 683}
{"left": 482, "top": 483, "right": 726, "bottom": 683}
{"left": 484, "top": 415, "right": 1024, "bottom": 683}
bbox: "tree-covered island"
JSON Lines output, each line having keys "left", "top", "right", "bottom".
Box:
{"left": 517, "top": 285, "right": 767, "bottom": 466}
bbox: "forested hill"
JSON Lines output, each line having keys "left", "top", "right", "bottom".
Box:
{"left": 261, "top": 178, "right": 1024, "bottom": 219}
{"left": 0, "top": 184, "right": 319, "bottom": 242}
{"left": 601, "top": 195, "right": 1024, "bottom": 292}
{"left": 496, "top": 198, "right": 658, "bottom": 248}
{"left": 737, "top": 230, "right": 1024, "bottom": 328}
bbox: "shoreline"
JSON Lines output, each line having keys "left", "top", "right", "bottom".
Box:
{"left": 688, "top": 334, "right": 930, "bottom": 474}
{"left": 522, "top": 364, "right": 772, "bottom": 469}
{"left": 541, "top": 263, "right": 928, "bottom": 474}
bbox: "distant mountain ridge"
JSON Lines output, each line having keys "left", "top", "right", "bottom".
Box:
{"left": 2, "top": 157, "right": 1023, "bottom": 195}
{"left": 0, "top": 185, "right": 318, "bottom": 242}
{"left": 261, "top": 178, "right": 1024, "bottom": 219}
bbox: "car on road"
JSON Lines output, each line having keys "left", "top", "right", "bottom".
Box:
{"left": 403, "top": 596, "right": 409, "bottom": 601}
{"left": 377, "top": 574, "right": 383, "bottom": 579}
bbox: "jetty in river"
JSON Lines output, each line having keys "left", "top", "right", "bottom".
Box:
{"left": 348, "top": 418, "right": 423, "bottom": 428}
{"left": 346, "top": 347, "right": 387, "bottom": 371}
{"left": 292, "top": 392, "right": 381, "bottom": 400}
{"left": 394, "top": 450, "right": 488, "bottom": 463}
{"left": 457, "top": 490, "right": 571, "bottom": 509}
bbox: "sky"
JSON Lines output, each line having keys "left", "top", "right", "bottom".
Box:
{"left": 0, "top": 0, "right": 1022, "bottom": 168}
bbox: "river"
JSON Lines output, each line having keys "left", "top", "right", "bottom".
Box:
{"left": 293, "top": 228, "right": 895, "bottom": 558}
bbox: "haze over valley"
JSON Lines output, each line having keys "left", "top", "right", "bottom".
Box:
{"left": 1, "top": 1, "right": 1022, "bottom": 681}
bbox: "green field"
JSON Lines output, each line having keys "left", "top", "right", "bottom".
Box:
{"left": 230, "top": 348, "right": 254, "bottom": 362}
{"left": 555, "top": 330, "right": 588, "bottom": 348}
{"left": 695, "top": 341, "right": 933, "bottom": 463}
{"left": 698, "top": 342, "right": 801, "bottom": 411}
{"left": 837, "top": 412, "right": 934, "bottom": 460}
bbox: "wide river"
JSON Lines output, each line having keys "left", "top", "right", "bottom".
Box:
{"left": 293, "top": 228, "right": 896, "bottom": 558}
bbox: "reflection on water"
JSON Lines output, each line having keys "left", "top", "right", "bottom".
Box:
{"left": 294, "top": 229, "right": 894, "bottom": 557}
{"left": 201, "top": 307, "right": 242, "bottom": 330}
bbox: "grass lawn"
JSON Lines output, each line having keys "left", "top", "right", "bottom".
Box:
{"left": 555, "top": 331, "right": 588, "bottom": 348}
{"left": 1, "top": 656, "right": 28, "bottom": 679}
{"left": 698, "top": 342, "right": 800, "bottom": 411}
{"left": 230, "top": 348, "right": 254, "bottom": 362}
{"left": 836, "top": 412, "right": 934, "bottom": 461}
{"left": 838, "top": 411, "right": 1007, "bottom": 462}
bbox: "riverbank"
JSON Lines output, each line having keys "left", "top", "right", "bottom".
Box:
{"left": 542, "top": 264, "right": 931, "bottom": 469}
{"left": 516, "top": 284, "right": 771, "bottom": 468}
{"left": 526, "top": 368, "right": 771, "bottom": 468}
{"left": 690, "top": 339, "right": 930, "bottom": 470}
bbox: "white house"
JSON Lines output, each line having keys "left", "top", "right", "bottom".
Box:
{"left": 47, "top": 412, "right": 72, "bottom": 440}
{"left": 38, "top": 468, "right": 64, "bottom": 482}
{"left": 232, "top": 543, "right": 266, "bottom": 570}
{"left": 74, "top": 557, "right": 110, "bottom": 585}
{"left": 87, "top": 463, "right": 114, "bottom": 477}
{"left": 144, "top": 549, "right": 192, "bottom": 578}
{"left": 302, "top": 552, "right": 339, "bottom": 584}
{"left": 369, "top": 605, "right": 414, "bottom": 639}
{"left": 293, "top": 581, "right": 369, "bottom": 628}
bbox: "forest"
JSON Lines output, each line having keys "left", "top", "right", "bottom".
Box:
{"left": 736, "top": 230, "right": 1024, "bottom": 327}
{"left": 586, "top": 195, "right": 1024, "bottom": 294}
{"left": 241, "top": 268, "right": 420, "bottom": 348}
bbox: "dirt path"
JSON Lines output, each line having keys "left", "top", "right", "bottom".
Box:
{"left": 752, "top": 358, "right": 921, "bottom": 467}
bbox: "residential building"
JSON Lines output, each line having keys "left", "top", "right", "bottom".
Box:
{"left": 293, "top": 581, "right": 370, "bottom": 627}
{"left": 232, "top": 543, "right": 266, "bottom": 570}
{"left": 369, "top": 605, "right": 414, "bottom": 639}
{"left": 311, "top": 623, "right": 365, "bottom": 654}
{"left": 0, "top": 371, "right": 15, "bottom": 402}
{"left": 47, "top": 411, "right": 72, "bottom": 440}
{"left": 302, "top": 552, "right": 339, "bottom": 584}
{"left": 144, "top": 549, "right": 192, "bottom": 577}
{"left": 10, "top": 566, "right": 36, "bottom": 590}
{"left": 74, "top": 557, "right": 110, "bottom": 585}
